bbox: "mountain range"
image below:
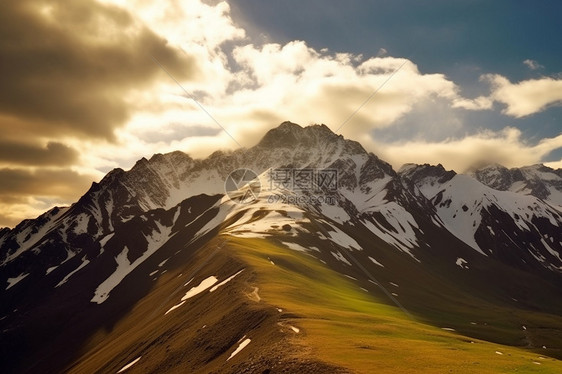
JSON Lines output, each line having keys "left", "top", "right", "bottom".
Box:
{"left": 1, "top": 122, "right": 562, "bottom": 373}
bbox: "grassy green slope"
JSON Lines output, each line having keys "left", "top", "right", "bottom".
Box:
{"left": 229, "top": 236, "right": 562, "bottom": 374}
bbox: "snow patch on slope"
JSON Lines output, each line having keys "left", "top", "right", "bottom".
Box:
{"left": 430, "top": 174, "right": 561, "bottom": 257}
{"left": 91, "top": 222, "right": 172, "bottom": 304}
{"left": 282, "top": 241, "right": 313, "bottom": 253}
{"left": 225, "top": 199, "right": 310, "bottom": 237}
{"left": 456, "top": 257, "right": 469, "bottom": 269}
{"left": 331, "top": 251, "right": 352, "bottom": 266}
{"left": 227, "top": 338, "right": 251, "bottom": 361}
{"left": 326, "top": 226, "right": 361, "bottom": 250}
{"left": 361, "top": 219, "right": 419, "bottom": 261}
{"left": 181, "top": 276, "right": 218, "bottom": 301}
{"left": 56, "top": 256, "right": 90, "bottom": 287}
{"left": 1, "top": 208, "right": 67, "bottom": 265}
{"left": 117, "top": 356, "right": 142, "bottom": 373}
{"left": 318, "top": 203, "right": 350, "bottom": 223}
{"left": 194, "top": 200, "right": 233, "bottom": 238}
{"left": 210, "top": 270, "right": 244, "bottom": 292}
{"left": 5, "top": 273, "right": 29, "bottom": 290}
{"left": 368, "top": 256, "right": 384, "bottom": 267}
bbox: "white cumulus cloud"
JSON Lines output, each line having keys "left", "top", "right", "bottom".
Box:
{"left": 366, "top": 128, "right": 562, "bottom": 172}
{"left": 485, "top": 75, "right": 562, "bottom": 117}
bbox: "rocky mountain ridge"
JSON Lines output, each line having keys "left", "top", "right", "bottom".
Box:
{"left": 1, "top": 122, "right": 562, "bottom": 373}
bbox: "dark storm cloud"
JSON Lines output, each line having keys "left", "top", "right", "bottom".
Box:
{"left": 0, "top": 0, "right": 196, "bottom": 140}
{"left": 0, "top": 168, "right": 94, "bottom": 202}
{"left": 0, "top": 167, "right": 95, "bottom": 227}
{"left": 0, "top": 140, "right": 79, "bottom": 166}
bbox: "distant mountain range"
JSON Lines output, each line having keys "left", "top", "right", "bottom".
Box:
{"left": 2, "top": 122, "right": 562, "bottom": 373}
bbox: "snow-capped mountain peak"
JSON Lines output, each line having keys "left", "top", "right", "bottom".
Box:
{"left": 470, "top": 163, "right": 562, "bottom": 208}
{"left": 2, "top": 122, "right": 562, "bottom": 373}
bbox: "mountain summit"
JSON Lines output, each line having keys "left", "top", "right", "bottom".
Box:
{"left": 1, "top": 122, "right": 562, "bottom": 373}
{"left": 258, "top": 121, "right": 345, "bottom": 148}
{"left": 469, "top": 163, "right": 562, "bottom": 207}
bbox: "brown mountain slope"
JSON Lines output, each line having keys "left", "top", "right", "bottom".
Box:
{"left": 61, "top": 234, "right": 562, "bottom": 374}
{"left": 64, "top": 236, "right": 349, "bottom": 374}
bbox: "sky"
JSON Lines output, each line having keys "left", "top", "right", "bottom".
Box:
{"left": 0, "top": 0, "right": 561, "bottom": 227}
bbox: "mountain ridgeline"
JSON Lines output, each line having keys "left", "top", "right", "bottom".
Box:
{"left": 1, "top": 122, "right": 562, "bottom": 373}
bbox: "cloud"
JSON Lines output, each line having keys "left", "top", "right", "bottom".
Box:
{"left": 545, "top": 160, "right": 562, "bottom": 169}
{"left": 0, "top": 196, "right": 75, "bottom": 228}
{"left": 455, "top": 74, "right": 562, "bottom": 117}
{"left": 1, "top": 0, "right": 560, "bottom": 227}
{"left": 485, "top": 75, "right": 562, "bottom": 117}
{"left": 0, "top": 0, "right": 200, "bottom": 226}
{"left": 452, "top": 96, "right": 494, "bottom": 111}
{"left": 367, "top": 128, "right": 562, "bottom": 172}
{"left": 0, "top": 167, "right": 97, "bottom": 227}
{"left": 0, "top": 140, "right": 79, "bottom": 166}
{"left": 523, "top": 59, "right": 544, "bottom": 70}
{"left": 203, "top": 42, "right": 464, "bottom": 143}
{"left": 0, "top": 0, "right": 194, "bottom": 141}
{"left": 98, "top": 0, "right": 245, "bottom": 96}
{"left": 135, "top": 124, "right": 221, "bottom": 144}
{"left": 0, "top": 168, "right": 95, "bottom": 202}
{"left": 105, "top": 38, "right": 469, "bottom": 163}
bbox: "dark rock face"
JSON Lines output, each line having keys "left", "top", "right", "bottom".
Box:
{"left": 1, "top": 122, "right": 561, "bottom": 373}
